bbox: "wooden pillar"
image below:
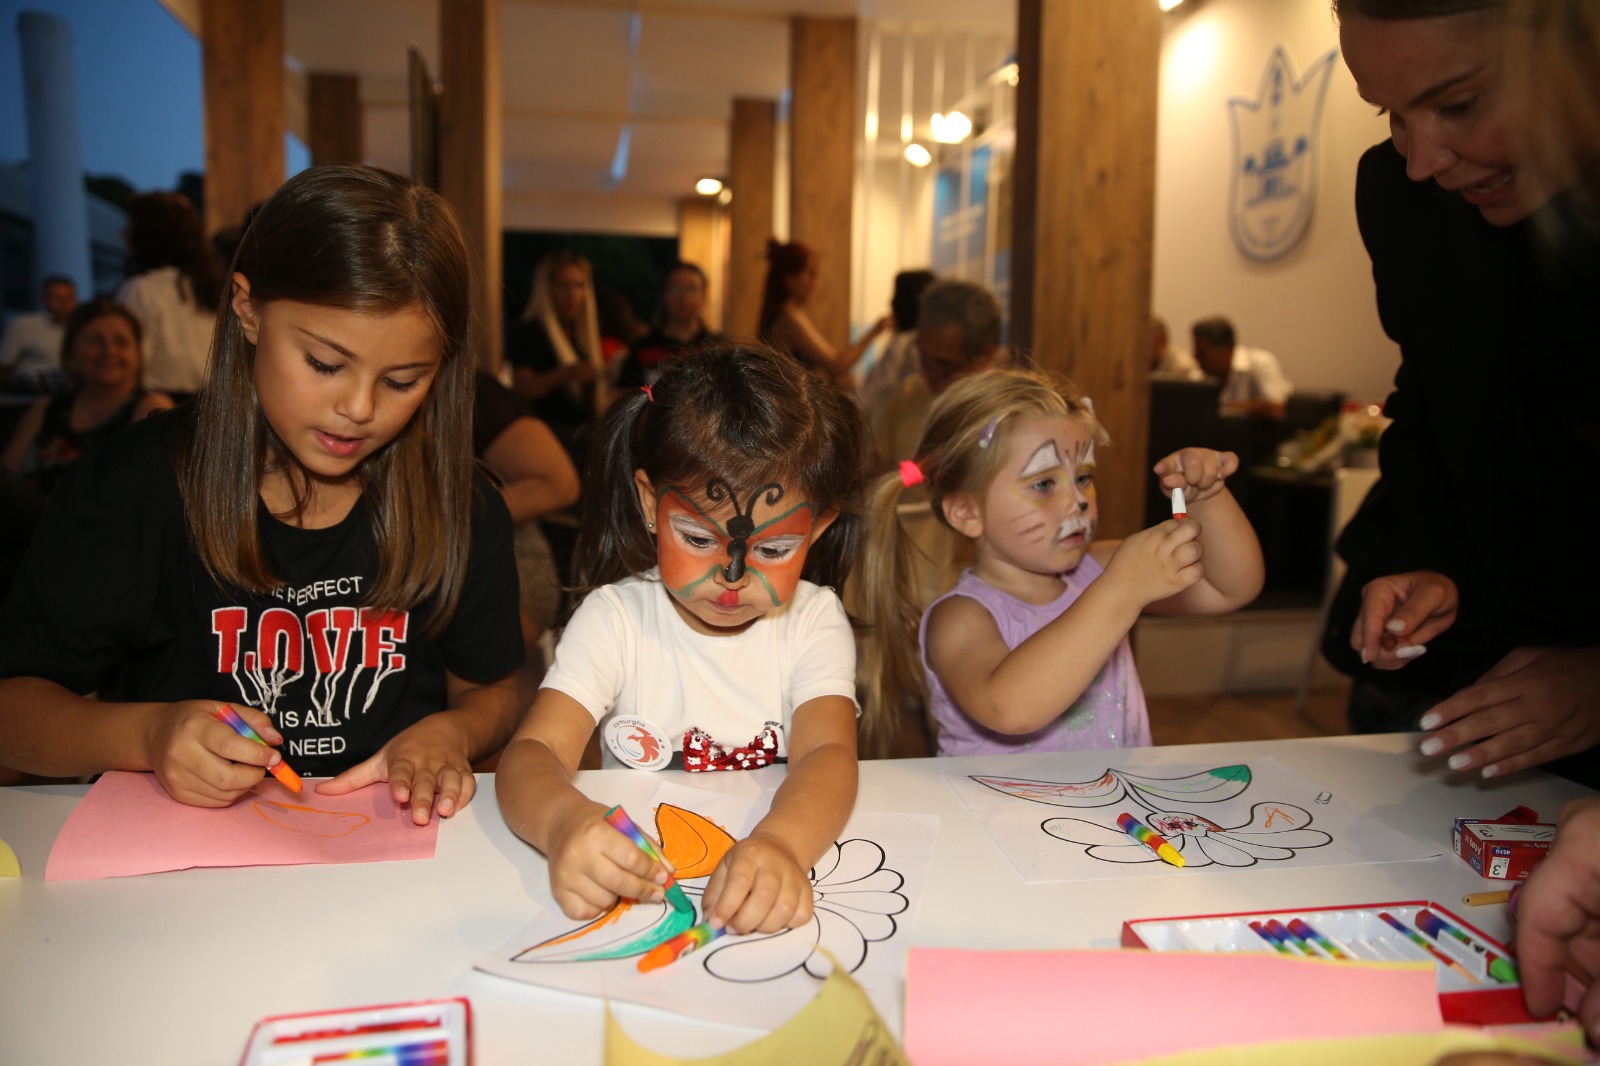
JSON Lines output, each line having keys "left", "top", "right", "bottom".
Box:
{"left": 677, "top": 198, "right": 725, "bottom": 331}
{"left": 789, "top": 17, "right": 856, "bottom": 349}
{"left": 200, "top": 0, "right": 284, "bottom": 238}
{"left": 437, "top": 0, "right": 503, "bottom": 372}
{"left": 1012, "top": 0, "right": 1160, "bottom": 537}
{"left": 308, "top": 72, "right": 363, "bottom": 165}
{"left": 726, "top": 97, "right": 777, "bottom": 342}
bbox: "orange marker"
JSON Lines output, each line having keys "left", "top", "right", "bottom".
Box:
{"left": 214, "top": 705, "right": 302, "bottom": 792}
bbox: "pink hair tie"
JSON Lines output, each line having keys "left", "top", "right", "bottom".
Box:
{"left": 898, "top": 460, "right": 925, "bottom": 488}
{"left": 640, "top": 385, "right": 654, "bottom": 402}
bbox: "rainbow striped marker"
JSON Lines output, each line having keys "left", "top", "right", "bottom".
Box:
{"left": 603, "top": 805, "right": 689, "bottom": 911}
{"left": 1116, "top": 812, "right": 1186, "bottom": 868}
{"left": 1378, "top": 911, "right": 1481, "bottom": 984}
{"left": 1288, "top": 918, "right": 1354, "bottom": 960}
{"left": 214, "top": 705, "right": 301, "bottom": 793}
{"left": 638, "top": 921, "right": 727, "bottom": 973}
{"left": 1416, "top": 908, "right": 1520, "bottom": 984}
{"left": 1249, "top": 920, "right": 1297, "bottom": 956}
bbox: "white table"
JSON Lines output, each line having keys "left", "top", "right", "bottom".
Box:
{"left": 1, "top": 734, "right": 1592, "bottom": 1064}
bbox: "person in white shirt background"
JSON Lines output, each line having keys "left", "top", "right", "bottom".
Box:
{"left": 1191, "top": 316, "right": 1294, "bottom": 419}
{"left": 0, "top": 275, "right": 77, "bottom": 393}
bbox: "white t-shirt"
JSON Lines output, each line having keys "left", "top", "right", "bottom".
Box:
{"left": 1220, "top": 344, "right": 1294, "bottom": 406}
{"left": 542, "top": 570, "right": 857, "bottom": 768}
{"left": 0, "top": 313, "right": 64, "bottom": 379}
{"left": 117, "top": 266, "right": 214, "bottom": 394}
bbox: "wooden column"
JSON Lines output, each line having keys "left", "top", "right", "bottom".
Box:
{"left": 200, "top": 0, "right": 284, "bottom": 238}
{"left": 677, "top": 198, "right": 725, "bottom": 331}
{"left": 308, "top": 72, "right": 363, "bottom": 165}
{"left": 789, "top": 17, "right": 856, "bottom": 349}
{"left": 726, "top": 97, "right": 777, "bottom": 342}
{"left": 1012, "top": 0, "right": 1160, "bottom": 537}
{"left": 438, "top": 0, "right": 503, "bottom": 372}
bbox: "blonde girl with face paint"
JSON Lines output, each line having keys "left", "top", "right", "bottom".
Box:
{"left": 497, "top": 342, "right": 868, "bottom": 937}
{"left": 858, "top": 369, "right": 1264, "bottom": 757}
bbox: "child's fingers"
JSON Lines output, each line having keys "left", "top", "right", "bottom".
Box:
{"left": 316, "top": 752, "right": 383, "bottom": 797}
{"left": 228, "top": 703, "right": 283, "bottom": 745}
{"left": 431, "top": 767, "right": 474, "bottom": 818}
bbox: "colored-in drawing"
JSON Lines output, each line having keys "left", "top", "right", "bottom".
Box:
{"left": 510, "top": 803, "right": 910, "bottom": 983}
{"left": 250, "top": 800, "right": 370, "bottom": 838}
{"left": 971, "top": 764, "right": 1332, "bottom": 869}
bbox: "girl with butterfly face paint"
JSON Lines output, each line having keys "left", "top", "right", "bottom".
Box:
{"left": 497, "top": 342, "right": 868, "bottom": 938}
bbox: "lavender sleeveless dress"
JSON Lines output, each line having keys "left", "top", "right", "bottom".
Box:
{"left": 919, "top": 556, "right": 1151, "bottom": 756}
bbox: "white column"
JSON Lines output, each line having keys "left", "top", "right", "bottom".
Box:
{"left": 16, "top": 12, "right": 92, "bottom": 294}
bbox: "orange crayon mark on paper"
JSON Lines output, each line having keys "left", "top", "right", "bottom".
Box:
{"left": 251, "top": 801, "right": 371, "bottom": 838}
{"left": 1263, "top": 806, "right": 1298, "bottom": 829}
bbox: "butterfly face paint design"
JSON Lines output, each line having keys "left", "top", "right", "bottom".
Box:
{"left": 643, "top": 476, "right": 830, "bottom": 635}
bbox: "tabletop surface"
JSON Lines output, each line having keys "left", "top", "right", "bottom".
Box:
{"left": 1, "top": 733, "right": 1593, "bottom": 1064}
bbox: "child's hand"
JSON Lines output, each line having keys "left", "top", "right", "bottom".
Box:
{"left": 144, "top": 700, "right": 281, "bottom": 807}
{"left": 319, "top": 712, "right": 475, "bottom": 824}
{"left": 1351, "top": 570, "right": 1458, "bottom": 668}
{"left": 1152, "top": 448, "right": 1240, "bottom": 506}
{"left": 701, "top": 829, "right": 816, "bottom": 935}
{"left": 1103, "top": 520, "right": 1205, "bottom": 609}
{"left": 544, "top": 799, "right": 672, "bottom": 920}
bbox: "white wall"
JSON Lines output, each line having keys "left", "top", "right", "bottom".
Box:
{"left": 1153, "top": 0, "right": 1399, "bottom": 403}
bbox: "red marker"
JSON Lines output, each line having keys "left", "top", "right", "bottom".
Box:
{"left": 214, "top": 705, "right": 302, "bottom": 792}
{"left": 1171, "top": 487, "right": 1187, "bottom": 520}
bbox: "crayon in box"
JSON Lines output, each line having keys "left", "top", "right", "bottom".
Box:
{"left": 1121, "top": 901, "right": 1533, "bottom": 1025}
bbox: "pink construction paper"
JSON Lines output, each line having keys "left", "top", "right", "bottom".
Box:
{"left": 904, "top": 948, "right": 1444, "bottom": 1066}
{"left": 45, "top": 770, "right": 437, "bottom": 881}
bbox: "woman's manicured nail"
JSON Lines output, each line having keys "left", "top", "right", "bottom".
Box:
{"left": 1448, "top": 752, "right": 1473, "bottom": 771}
{"left": 1420, "top": 737, "right": 1444, "bottom": 756}
{"left": 1419, "top": 712, "right": 1441, "bottom": 731}
{"left": 1395, "top": 644, "right": 1427, "bottom": 659}
{"left": 1385, "top": 619, "right": 1406, "bottom": 634}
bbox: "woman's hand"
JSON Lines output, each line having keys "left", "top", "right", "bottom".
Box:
{"left": 701, "top": 829, "right": 815, "bottom": 935}
{"left": 1417, "top": 645, "right": 1600, "bottom": 778}
{"left": 144, "top": 700, "right": 280, "bottom": 807}
{"left": 543, "top": 799, "right": 672, "bottom": 920}
{"left": 1352, "top": 570, "right": 1459, "bottom": 668}
{"left": 1152, "top": 447, "right": 1239, "bottom": 506}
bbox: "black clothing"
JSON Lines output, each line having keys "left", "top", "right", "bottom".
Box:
{"left": 1324, "top": 143, "right": 1600, "bottom": 771}
{"left": 616, "top": 325, "right": 720, "bottom": 389}
{"left": 0, "top": 413, "right": 524, "bottom": 778}
{"left": 504, "top": 319, "right": 595, "bottom": 460}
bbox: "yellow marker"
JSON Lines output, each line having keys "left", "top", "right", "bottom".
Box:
{"left": 0, "top": 837, "right": 20, "bottom": 878}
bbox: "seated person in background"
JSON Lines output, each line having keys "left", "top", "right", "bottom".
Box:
{"left": 1149, "top": 315, "right": 1203, "bottom": 381}
{"left": 1191, "top": 316, "right": 1293, "bottom": 419}
{"left": 473, "top": 370, "right": 580, "bottom": 667}
{"left": 616, "top": 261, "right": 721, "bottom": 389}
{"left": 857, "top": 269, "right": 937, "bottom": 412}
{"left": 1, "top": 298, "right": 174, "bottom": 496}
{"left": 0, "top": 274, "right": 77, "bottom": 393}
{"left": 872, "top": 278, "right": 1006, "bottom": 469}
{"left": 594, "top": 287, "right": 646, "bottom": 385}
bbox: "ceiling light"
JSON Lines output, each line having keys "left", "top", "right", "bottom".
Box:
{"left": 695, "top": 177, "right": 724, "bottom": 196}
{"left": 930, "top": 111, "right": 972, "bottom": 144}
{"left": 1159, "top": 0, "right": 1185, "bottom": 10}
{"left": 717, "top": 187, "right": 733, "bottom": 205}
{"left": 904, "top": 143, "right": 932, "bottom": 167}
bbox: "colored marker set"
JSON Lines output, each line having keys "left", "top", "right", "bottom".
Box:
{"left": 237, "top": 998, "right": 470, "bottom": 1066}
{"left": 1122, "top": 901, "right": 1531, "bottom": 1025}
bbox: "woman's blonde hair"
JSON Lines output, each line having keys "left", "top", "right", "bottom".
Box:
{"left": 856, "top": 368, "right": 1105, "bottom": 753}
{"left": 178, "top": 164, "right": 477, "bottom": 637}
{"left": 521, "top": 250, "right": 608, "bottom": 413}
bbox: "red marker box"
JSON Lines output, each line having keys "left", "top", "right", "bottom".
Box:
{"left": 1453, "top": 805, "right": 1553, "bottom": 881}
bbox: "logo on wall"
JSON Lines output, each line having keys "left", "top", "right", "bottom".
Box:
{"left": 1228, "top": 46, "right": 1337, "bottom": 262}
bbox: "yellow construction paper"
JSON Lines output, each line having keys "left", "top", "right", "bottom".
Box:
{"left": 1127, "top": 1023, "right": 1585, "bottom": 1066}
{"left": 0, "top": 837, "right": 19, "bottom": 877}
{"left": 603, "top": 952, "right": 906, "bottom": 1066}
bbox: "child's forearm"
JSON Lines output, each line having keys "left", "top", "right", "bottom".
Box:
{"left": 751, "top": 738, "right": 858, "bottom": 870}
{"left": 495, "top": 734, "right": 595, "bottom": 853}
{"left": 1177, "top": 489, "right": 1264, "bottom": 612}
{"left": 0, "top": 676, "right": 163, "bottom": 776}
{"left": 440, "top": 673, "right": 522, "bottom": 764}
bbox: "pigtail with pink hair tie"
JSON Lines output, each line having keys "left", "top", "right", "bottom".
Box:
{"left": 898, "top": 460, "right": 925, "bottom": 488}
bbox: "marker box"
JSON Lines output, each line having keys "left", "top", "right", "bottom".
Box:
{"left": 1122, "top": 901, "right": 1530, "bottom": 1025}
{"left": 237, "top": 997, "right": 471, "bottom": 1065}
{"left": 1453, "top": 806, "right": 1554, "bottom": 881}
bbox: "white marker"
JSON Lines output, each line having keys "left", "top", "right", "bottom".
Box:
{"left": 1171, "top": 487, "right": 1187, "bottom": 520}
